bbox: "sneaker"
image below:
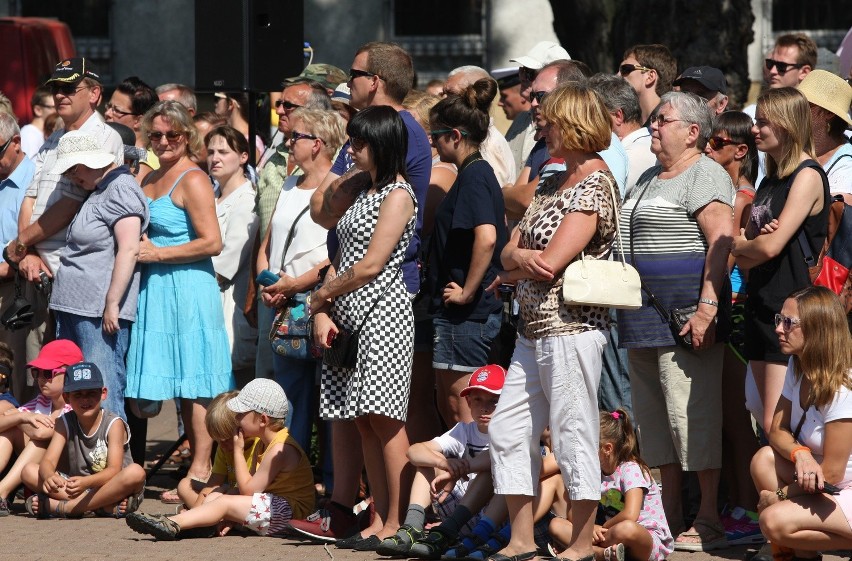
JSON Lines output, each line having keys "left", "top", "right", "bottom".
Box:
{"left": 286, "top": 501, "right": 358, "bottom": 543}
{"left": 377, "top": 524, "right": 424, "bottom": 557}
{"left": 724, "top": 507, "right": 764, "bottom": 546}
{"left": 0, "top": 497, "right": 10, "bottom": 517}
{"left": 410, "top": 528, "right": 454, "bottom": 560}
{"left": 126, "top": 512, "right": 181, "bottom": 541}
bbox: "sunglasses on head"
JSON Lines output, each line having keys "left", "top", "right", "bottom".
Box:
{"left": 764, "top": 59, "right": 804, "bottom": 75}
{"left": 774, "top": 313, "right": 801, "bottom": 332}
{"left": 619, "top": 63, "right": 653, "bottom": 76}
{"left": 707, "top": 136, "right": 737, "bottom": 151}
{"left": 275, "top": 99, "right": 301, "bottom": 110}
{"left": 31, "top": 367, "right": 66, "bottom": 381}
{"left": 147, "top": 130, "right": 184, "bottom": 142}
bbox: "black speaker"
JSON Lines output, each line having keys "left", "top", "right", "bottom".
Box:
{"left": 195, "top": 0, "right": 304, "bottom": 92}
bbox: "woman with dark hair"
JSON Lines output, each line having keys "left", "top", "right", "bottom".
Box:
{"left": 206, "top": 125, "right": 259, "bottom": 386}
{"left": 125, "top": 100, "right": 233, "bottom": 475}
{"left": 424, "top": 78, "right": 507, "bottom": 427}
{"left": 104, "top": 76, "right": 159, "bottom": 181}
{"left": 310, "top": 105, "right": 417, "bottom": 548}
{"left": 750, "top": 286, "right": 852, "bottom": 556}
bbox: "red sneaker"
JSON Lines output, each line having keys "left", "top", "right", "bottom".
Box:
{"left": 287, "top": 501, "right": 358, "bottom": 543}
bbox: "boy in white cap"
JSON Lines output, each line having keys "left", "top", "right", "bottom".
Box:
{"left": 126, "top": 378, "right": 315, "bottom": 540}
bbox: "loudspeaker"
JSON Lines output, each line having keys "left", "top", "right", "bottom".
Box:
{"left": 195, "top": 0, "right": 304, "bottom": 92}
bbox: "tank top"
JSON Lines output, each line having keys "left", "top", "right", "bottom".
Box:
{"left": 60, "top": 410, "right": 133, "bottom": 476}
{"left": 258, "top": 427, "right": 315, "bottom": 519}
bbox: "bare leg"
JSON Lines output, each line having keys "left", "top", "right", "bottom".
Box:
{"left": 497, "top": 495, "right": 538, "bottom": 557}
{"left": 171, "top": 493, "right": 255, "bottom": 530}
{"left": 182, "top": 399, "right": 213, "bottom": 481}
{"left": 722, "top": 346, "right": 760, "bottom": 510}
{"left": 406, "top": 351, "right": 442, "bottom": 444}
{"left": 596, "top": 520, "right": 654, "bottom": 561}
{"left": 356, "top": 416, "right": 388, "bottom": 537}
{"left": 0, "top": 439, "right": 48, "bottom": 499}
{"left": 696, "top": 468, "right": 722, "bottom": 525}
{"left": 761, "top": 495, "right": 852, "bottom": 551}
{"left": 435, "top": 369, "right": 473, "bottom": 426}
{"left": 659, "top": 463, "right": 684, "bottom": 535}
{"left": 369, "top": 413, "right": 410, "bottom": 539}
{"left": 561, "top": 499, "right": 596, "bottom": 560}
{"left": 750, "top": 360, "right": 787, "bottom": 433}
{"left": 329, "top": 419, "right": 364, "bottom": 509}
{"left": 64, "top": 464, "right": 146, "bottom": 515}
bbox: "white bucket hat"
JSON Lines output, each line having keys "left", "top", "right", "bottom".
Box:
{"left": 52, "top": 130, "right": 115, "bottom": 175}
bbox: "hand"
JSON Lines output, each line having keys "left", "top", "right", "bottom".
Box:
{"left": 731, "top": 228, "right": 748, "bottom": 256}
{"left": 682, "top": 310, "right": 716, "bottom": 350}
{"left": 592, "top": 525, "right": 607, "bottom": 545}
{"left": 757, "top": 489, "right": 780, "bottom": 512}
{"left": 233, "top": 428, "right": 245, "bottom": 452}
{"left": 516, "top": 249, "right": 554, "bottom": 281}
{"left": 44, "top": 473, "right": 66, "bottom": 494}
{"left": 19, "top": 254, "right": 51, "bottom": 283}
{"left": 760, "top": 218, "right": 780, "bottom": 235}
{"left": 25, "top": 412, "right": 54, "bottom": 430}
{"left": 312, "top": 312, "right": 338, "bottom": 349}
{"left": 217, "top": 520, "right": 236, "bottom": 537}
{"left": 137, "top": 234, "right": 159, "bottom": 263}
{"left": 102, "top": 303, "right": 120, "bottom": 334}
{"left": 5, "top": 240, "right": 26, "bottom": 264}
{"left": 64, "top": 476, "right": 87, "bottom": 498}
{"left": 430, "top": 470, "right": 458, "bottom": 496}
{"left": 262, "top": 273, "right": 298, "bottom": 299}
{"left": 260, "top": 291, "right": 278, "bottom": 308}
{"left": 794, "top": 450, "right": 823, "bottom": 493}
{"left": 440, "top": 457, "right": 470, "bottom": 479}
{"left": 442, "top": 282, "right": 472, "bottom": 306}
{"left": 309, "top": 290, "right": 330, "bottom": 313}
{"left": 485, "top": 274, "right": 505, "bottom": 299}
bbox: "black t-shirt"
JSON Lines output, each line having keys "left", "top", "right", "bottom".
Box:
{"left": 428, "top": 156, "right": 508, "bottom": 320}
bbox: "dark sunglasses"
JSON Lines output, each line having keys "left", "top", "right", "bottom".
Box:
{"left": 275, "top": 99, "right": 302, "bottom": 110}
{"left": 0, "top": 136, "right": 13, "bottom": 158}
{"left": 349, "top": 68, "right": 379, "bottom": 81}
{"left": 531, "top": 90, "right": 549, "bottom": 104}
{"left": 707, "top": 136, "right": 737, "bottom": 151}
{"left": 148, "top": 130, "right": 184, "bottom": 143}
{"left": 764, "top": 59, "right": 804, "bottom": 75}
{"left": 50, "top": 82, "right": 89, "bottom": 96}
{"left": 519, "top": 67, "right": 538, "bottom": 82}
{"left": 349, "top": 137, "right": 367, "bottom": 151}
{"left": 289, "top": 131, "right": 320, "bottom": 143}
{"left": 619, "top": 63, "right": 653, "bottom": 76}
{"left": 430, "top": 128, "right": 467, "bottom": 141}
{"left": 104, "top": 102, "right": 137, "bottom": 117}
{"left": 31, "top": 367, "right": 66, "bottom": 381}
{"left": 774, "top": 313, "right": 801, "bottom": 332}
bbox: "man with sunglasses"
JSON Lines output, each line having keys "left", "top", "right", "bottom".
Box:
{"left": 618, "top": 44, "right": 678, "bottom": 126}
{"left": 0, "top": 112, "right": 36, "bottom": 404}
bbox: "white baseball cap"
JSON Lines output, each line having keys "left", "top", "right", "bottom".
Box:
{"left": 227, "top": 378, "right": 289, "bottom": 419}
{"left": 510, "top": 41, "right": 571, "bottom": 70}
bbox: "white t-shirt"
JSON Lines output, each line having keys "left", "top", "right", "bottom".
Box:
{"left": 20, "top": 124, "right": 45, "bottom": 159}
{"left": 432, "top": 420, "right": 489, "bottom": 462}
{"left": 621, "top": 126, "right": 657, "bottom": 197}
{"left": 781, "top": 358, "right": 852, "bottom": 487}
{"left": 825, "top": 143, "right": 852, "bottom": 196}
{"left": 267, "top": 175, "right": 328, "bottom": 277}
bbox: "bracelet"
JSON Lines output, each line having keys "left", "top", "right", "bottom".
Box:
{"left": 790, "top": 445, "right": 812, "bottom": 462}
{"left": 698, "top": 298, "right": 718, "bottom": 307}
{"left": 776, "top": 487, "right": 788, "bottom": 501}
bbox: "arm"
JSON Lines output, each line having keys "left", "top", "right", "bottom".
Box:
{"left": 732, "top": 168, "right": 824, "bottom": 267}
{"left": 310, "top": 168, "right": 372, "bottom": 229}
{"left": 263, "top": 258, "right": 330, "bottom": 301}
{"left": 311, "top": 189, "right": 414, "bottom": 304}
{"left": 138, "top": 173, "right": 223, "bottom": 264}
{"left": 728, "top": 190, "right": 753, "bottom": 274}
{"left": 499, "top": 225, "right": 553, "bottom": 281}
{"left": 502, "top": 167, "right": 536, "bottom": 221}
{"left": 684, "top": 201, "right": 734, "bottom": 349}
{"left": 443, "top": 224, "right": 496, "bottom": 306}
{"left": 18, "top": 412, "right": 57, "bottom": 441}
{"left": 64, "top": 418, "right": 127, "bottom": 498}
{"left": 16, "top": 196, "right": 35, "bottom": 236}
{"left": 102, "top": 216, "right": 142, "bottom": 334}
{"left": 235, "top": 441, "right": 299, "bottom": 496}
{"left": 38, "top": 420, "right": 69, "bottom": 495}
{"left": 14, "top": 197, "right": 83, "bottom": 248}
{"left": 406, "top": 440, "right": 469, "bottom": 477}
{"left": 601, "top": 487, "right": 645, "bottom": 528}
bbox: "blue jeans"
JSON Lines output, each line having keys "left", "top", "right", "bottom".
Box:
{"left": 255, "top": 302, "right": 275, "bottom": 380}
{"left": 55, "top": 310, "right": 130, "bottom": 420}
{"left": 272, "top": 354, "right": 318, "bottom": 453}
{"left": 598, "top": 309, "right": 632, "bottom": 417}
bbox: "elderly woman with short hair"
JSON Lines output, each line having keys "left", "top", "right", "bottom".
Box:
{"left": 617, "top": 91, "right": 735, "bottom": 551}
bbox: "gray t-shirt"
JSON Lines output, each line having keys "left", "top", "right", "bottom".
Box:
{"left": 50, "top": 166, "right": 149, "bottom": 321}
{"left": 59, "top": 409, "right": 133, "bottom": 476}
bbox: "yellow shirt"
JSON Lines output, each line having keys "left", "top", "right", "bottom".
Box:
{"left": 211, "top": 437, "right": 260, "bottom": 486}
{"left": 258, "top": 427, "right": 315, "bottom": 519}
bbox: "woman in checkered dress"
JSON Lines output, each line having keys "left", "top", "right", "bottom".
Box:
{"left": 310, "top": 105, "right": 417, "bottom": 545}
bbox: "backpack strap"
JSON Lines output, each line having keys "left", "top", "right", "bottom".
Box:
{"left": 826, "top": 153, "right": 852, "bottom": 175}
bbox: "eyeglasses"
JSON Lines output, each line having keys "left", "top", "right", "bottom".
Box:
{"left": 104, "top": 102, "right": 137, "bottom": 117}
{"left": 0, "top": 136, "right": 13, "bottom": 158}
{"left": 147, "top": 130, "right": 184, "bottom": 143}
{"left": 50, "top": 83, "right": 90, "bottom": 97}
{"left": 31, "top": 367, "right": 66, "bottom": 381}
{"left": 275, "top": 99, "right": 302, "bottom": 110}
{"left": 519, "top": 67, "right": 537, "bottom": 83}
{"left": 774, "top": 313, "right": 801, "bottom": 332}
{"left": 707, "top": 136, "right": 737, "bottom": 151}
{"left": 653, "top": 114, "right": 685, "bottom": 127}
{"left": 289, "top": 131, "right": 320, "bottom": 143}
{"left": 349, "top": 137, "right": 367, "bottom": 151}
{"left": 349, "top": 68, "right": 380, "bottom": 81}
{"left": 430, "top": 129, "right": 467, "bottom": 141}
{"left": 530, "top": 90, "right": 549, "bottom": 104}
{"left": 619, "top": 63, "right": 653, "bottom": 76}
{"left": 764, "top": 59, "right": 804, "bottom": 75}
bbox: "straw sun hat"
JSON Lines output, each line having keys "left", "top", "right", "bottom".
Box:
{"left": 798, "top": 69, "right": 852, "bottom": 126}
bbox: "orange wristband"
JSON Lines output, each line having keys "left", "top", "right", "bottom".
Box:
{"left": 790, "top": 445, "right": 811, "bottom": 462}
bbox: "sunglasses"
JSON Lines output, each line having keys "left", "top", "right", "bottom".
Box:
{"left": 147, "top": 130, "right": 184, "bottom": 143}
{"left": 0, "top": 136, "right": 13, "bottom": 158}
{"left": 774, "top": 313, "right": 801, "bottom": 332}
{"left": 619, "top": 63, "right": 653, "bottom": 76}
{"left": 764, "top": 59, "right": 804, "bottom": 75}
{"left": 31, "top": 367, "right": 66, "bottom": 381}
{"left": 707, "top": 136, "right": 737, "bottom": 151}
{"left": 531, "top": 90, "right": 548, "bottom": 104}
{"left": 349, "top": 68, "right": 379, "bottom": 81}
{"left": 349, "top": 137, "right": 367, "bottom": 151}
{"left": 104, "top": 102, "right": 137, "bottom": 117}
{"left": 519, "top": 67, "right": 538, "bottom": 83}
{"left": 275, "top": 99, "right": 302, "bottom": 110}
{"left": 289, "top": 131, "right": 320, "bottom": 143}
{"left": 430, "top": 128, "right": 468, "bottom": 141}
{"left": 50, "top": 83, "right": 89, "bottom": 96}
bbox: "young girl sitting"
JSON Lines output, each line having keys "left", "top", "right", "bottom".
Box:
{"left": 550, "top": 410, "right": 673, "bottom": 561}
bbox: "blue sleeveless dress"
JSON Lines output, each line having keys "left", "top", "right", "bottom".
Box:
{"left": 125, "top": 169, "right": 234, "bottom": 400}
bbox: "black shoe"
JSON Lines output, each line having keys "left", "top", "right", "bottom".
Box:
{"left": 336, "top": 532, "right": 368, "bottom": 549}
{"left": 353, "top": 535, "right": 382, "bottom": 552}
{"left": 410, "top": 528, "right": 454, "bottom": 560}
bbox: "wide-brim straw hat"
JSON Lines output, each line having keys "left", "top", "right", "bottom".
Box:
{"left": 51, "top": 130, "right": 115, "bottom": 175}
{"left": 798, "top": 69, "right": 852, "bottom": 126}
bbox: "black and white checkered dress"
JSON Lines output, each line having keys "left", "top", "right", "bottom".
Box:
{"left": 319, "top": 181, "right": 417, "bottom": 422}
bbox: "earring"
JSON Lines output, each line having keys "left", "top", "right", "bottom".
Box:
{"left": 826, "top": 122, "right": 831, "bottom": 135}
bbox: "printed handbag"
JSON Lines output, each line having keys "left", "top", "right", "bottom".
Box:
{"left": 269, "top": 291, "right": 320, "bottom": 360}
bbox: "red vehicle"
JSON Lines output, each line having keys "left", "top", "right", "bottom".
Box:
{"left": 0, "top": 17, "right": 75, "bottom": 124}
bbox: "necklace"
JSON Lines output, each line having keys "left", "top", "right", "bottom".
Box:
{"left": 458, "top": 151, "right": 483, "bottom": 173}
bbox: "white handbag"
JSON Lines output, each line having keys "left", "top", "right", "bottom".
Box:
{"left": 561, "top": 175, "right": 642, "bottom": 310}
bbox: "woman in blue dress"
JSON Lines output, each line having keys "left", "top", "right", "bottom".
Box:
{"left": 125, "top": 100, "right": 233, "bottom": 479}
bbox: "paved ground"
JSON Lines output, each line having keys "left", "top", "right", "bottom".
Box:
{"left": 0, "top": 400, "right": 845, "bottom": 561}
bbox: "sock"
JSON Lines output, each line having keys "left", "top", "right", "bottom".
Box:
{"left": 438, "top": 505, "right": 473, "bottom": 539}
{"left": 403, "top": 504, "right": 427, "bottom": 533}
{"left": 486, "top": 523, "right": 511, "bottom": 548}
{"left": 459, "top": 515, "right": 497, "bottom": 550}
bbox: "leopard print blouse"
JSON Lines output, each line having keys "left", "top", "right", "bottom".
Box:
{"left": 516, "top": 169, "right": 619, "bottom": 339}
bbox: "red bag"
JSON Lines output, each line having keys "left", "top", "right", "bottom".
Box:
{"left": 802, "top": 196, "right": 852, "bottom": 313}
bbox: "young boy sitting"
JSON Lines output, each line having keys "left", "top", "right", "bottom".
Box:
{"left": 20, "top": 361, "right": 146, "bottom": 518}
{"left": 377, "top": 364, "right": 505, "bottom": 557}
{"left": 0, "top": 340, "right": 82, "bottom": 516}
{"left": 126, "top": 378, "right": 316, "bottom": 539}
{"left": 176, "top": 390, "right": 261, "bottom": 510}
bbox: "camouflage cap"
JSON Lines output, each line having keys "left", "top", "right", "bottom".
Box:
{"left": 283, "top": 63, "right": 348, "bottom": 91}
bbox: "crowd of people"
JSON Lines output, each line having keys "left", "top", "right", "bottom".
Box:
{"left": 0, "top": 30, "right": 850, "bottom": 561}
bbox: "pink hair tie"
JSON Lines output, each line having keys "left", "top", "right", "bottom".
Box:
{"left": 610, "top": 411, "right": 620, "bottom": 419}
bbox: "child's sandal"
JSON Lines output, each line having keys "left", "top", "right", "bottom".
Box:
{"left": 604, "top": 543, "right": 626, "bottom": 561}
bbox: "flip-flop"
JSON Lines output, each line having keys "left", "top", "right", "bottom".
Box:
{"left": 485, "top": 552, "right": 538, "bottom": 561}
{"left": 674, "top": 519, "right": 729, "bottom": 552}
{"left": 159, "top": 488, "right": 183, "bottom": 504}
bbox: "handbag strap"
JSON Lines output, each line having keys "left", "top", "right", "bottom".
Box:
{"left": 628, "top": 183, "right": 669, "bottom": 322}
{"left": 792, "top": 405, "right": 810, "bottom": 442}
{"left": 278, "top": 205, "right": 310, "bottom": 268}
{"left": 577, "top": 173, "right": 627, "bottom": 264}
{"left": 353, "top": 267, "right": 401, "bottom": 335}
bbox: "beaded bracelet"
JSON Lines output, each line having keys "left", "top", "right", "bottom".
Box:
{"left": 790, "top": 445, "right": 812, "bottom": 462}
{"left": 776, "top": 487, "right": 788, "bottom": 501}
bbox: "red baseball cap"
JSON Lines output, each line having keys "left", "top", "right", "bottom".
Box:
{"left": 460, "top": 364, "right": 506, "bottom": 397}
{"left": 26, "top": 340, "right": 84, "bottom": 370}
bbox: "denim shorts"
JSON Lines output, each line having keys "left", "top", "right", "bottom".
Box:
{"left": 432, "top": 312, "right": 501, "bottom": 372}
